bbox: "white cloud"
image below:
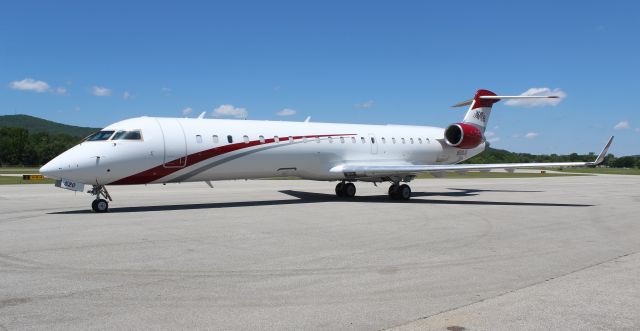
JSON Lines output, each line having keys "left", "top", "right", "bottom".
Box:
{"left": 504, "top": 87, "right": 566, "bottom": 107}
{"left": 181, "top": 107, "right": 193, "bottom": 116}
{"left": 354, "top": 100, "right": 375, "bottom": 109}
{"left": 9, "top": 78, "right": 50, "bottom": 92}
{"left": 212, "top": 104, "right": 248, "bottom": 119}
{"left": 524, "top": 132, "right": 539, "bottom": 139}
{"left": 484, "top": 131, "right": 495, "bottom": 138}
{"left": 636, "top": 128, "right": 640, "bottom": 133}
{"left": 9, "top": 78, "right": 68, "bottom": 95}
{"left": 122, "top": 91, "right": 133, "bottom": 100}
{"left": 276, "top": 108, "right": 296, "bottom": 116}
{"left": 92, "top": 86, "right": 112, "bottom": 96}
{"left": 487, "top": 137, "right": 500, "bottom": 143}
{"left": 161, "top": 87, "right": 171, "bottom": 96}
{"left": 614, "top": 121, "right": 630, "bottom": 130}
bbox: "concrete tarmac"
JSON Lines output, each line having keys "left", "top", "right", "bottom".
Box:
{"left": 0, "top": 175, "right": 639, "bottom": 330}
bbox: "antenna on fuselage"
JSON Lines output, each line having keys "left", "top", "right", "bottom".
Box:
{"left": 304, "top": 116, "right": 311, "bottom": 122}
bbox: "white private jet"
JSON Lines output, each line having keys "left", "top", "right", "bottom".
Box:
{"left": 40, "top": 89, "right": 613, "bottom": 212}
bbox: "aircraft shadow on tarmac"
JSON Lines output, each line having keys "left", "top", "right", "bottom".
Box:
{"left": 49, "top": 188, "right": 592, "bottom": 214}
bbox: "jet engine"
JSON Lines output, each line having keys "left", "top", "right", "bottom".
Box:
{"left": 444, "top": 123, "right": 483, "bottom": 149}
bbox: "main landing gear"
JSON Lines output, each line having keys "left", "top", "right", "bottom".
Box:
{"left": 335, "top": 181, "right": 357, "bottom": 197}
{"left": 334, "top": 181, "right": 412, "bottom": 200}
{"left": 89, "top": 185, "right": 112, "bottom": 213}
{"left": 388, "top": 183, "right": 411, "bottom": 200}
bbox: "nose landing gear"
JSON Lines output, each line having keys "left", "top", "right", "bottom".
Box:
{"left": 89, "top": 185, "right": 112, "bottom": 213}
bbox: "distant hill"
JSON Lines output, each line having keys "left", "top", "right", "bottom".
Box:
{"left": 0, "top": 114, "right": 100, "bottom": 137}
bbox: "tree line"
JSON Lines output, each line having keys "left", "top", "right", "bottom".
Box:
{"left": 0, "top": 127, "right": 84, "bottom": 166}
{"left": 0, "top": 125, "right": 638, "bottom": 168}
{"left": 465, "top": 148, "right": 639, "bottom": 168}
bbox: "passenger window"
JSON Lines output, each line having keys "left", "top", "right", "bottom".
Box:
{"left": 371, "top": 137, "right": 375, "bottom": 144}
{"left": 288, "top": 136, "right": 293, "bottom": 143}
{"left": 196, "top": 135, "right": 203, "bottom": 143}
{"left": 274, "top": 136, "right": 280, "bottom": 143}
{"left": 213, "top": 135, "right": 219, "bottom": 144}
{"left": 243, "top": 135, "right": 249, "bottom": 143}
{"left": 340, "top": 137, "right": 345, "bottom": 144}
{"left": 351, "top": 137, "right": 356, "bottom": 143}
{"left": 410, "top": 138, "right": 414, "bottom": 144}
{"left": 418, "top": 138, "right": 423, "bottom": 144}
{"left": 401, "top": 138, "right": 406, "bottom": 144}
{"left": 392, "top": 137, "right": 396, "bottom": 144}
{"left": 227, "top": 135, "right": 233, "bottom": 143}
{"left": 361, "top": 137, "right": 366, "bottom": 144}
{"left": 259, "top": 135, "right": 265, "bottom": 143}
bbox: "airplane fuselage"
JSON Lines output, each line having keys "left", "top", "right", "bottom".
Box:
{"left": 42, "top": 116, "right": 485, "bottom": 185}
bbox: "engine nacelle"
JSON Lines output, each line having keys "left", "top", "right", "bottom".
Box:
{"left": 444, "top": 123, "right": 483, "bottom": 149}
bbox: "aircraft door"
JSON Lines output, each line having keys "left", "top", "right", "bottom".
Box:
{"left": 156, "top": 118, "right": 188, "bottom": 168}
{"left": 369, "top": 133, "right": 378, "bottom": 154}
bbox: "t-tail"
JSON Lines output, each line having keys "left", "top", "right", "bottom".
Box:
{"left": 444, "top": 89, "right": 559, "bottom": 149}
{"left": 452, "top": 89, "right": 560, "bottom": 132}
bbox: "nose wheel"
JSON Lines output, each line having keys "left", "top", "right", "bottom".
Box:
{"left": 91, "top": 199, "right": 109, "bottom": 213}
{"left": 89, "top": 185, "right": 112, "bottom": 213}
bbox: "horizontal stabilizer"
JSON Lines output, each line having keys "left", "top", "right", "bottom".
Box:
{"left": 452, "top": 99, "right": 473, "bottom": 108}
{"left": 452, "top": 92, "right": 560, "bottom": 107}
{"left": 479, "top": 95, "right": 559, "bottom": 100}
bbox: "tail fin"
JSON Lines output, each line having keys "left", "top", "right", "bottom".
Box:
{"left": 452, "top": 89, "right": 560, "bottom": 132}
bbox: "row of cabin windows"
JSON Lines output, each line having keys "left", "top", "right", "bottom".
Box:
{"left": 195, "top": 134, "right": 432, "bottom": 145}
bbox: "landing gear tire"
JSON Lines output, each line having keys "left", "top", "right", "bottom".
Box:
{"left": 335, "top": 182, "right": 346, "bottom": 197}
{"left": 335, "top": 182, "right": 356, "bottom": 198}
{"left": 343, "top": 183, "right": 356, "bottom": 197}
{"left": 92, "top": 199, "right": 109, "bottom": 213}
{"left": 398, "top": 184, "right": 411, "bottom": 200}
{"left": 388, "top": 184, "right": 400, "bottom": 200}
{"left": 389, "top": 184, "right": 411, "bottom": 200}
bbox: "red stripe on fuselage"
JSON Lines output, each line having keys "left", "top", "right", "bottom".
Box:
{"left": 109, "top": 134, "right": 355, "bottom": 185}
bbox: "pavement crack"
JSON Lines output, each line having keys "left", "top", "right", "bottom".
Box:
{"left": 386, "top": 250, "right": 640, "bottom": 330}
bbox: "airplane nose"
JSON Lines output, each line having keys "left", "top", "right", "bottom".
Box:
{"left": 40, "top": 160, "right": 62, "bottom": 179}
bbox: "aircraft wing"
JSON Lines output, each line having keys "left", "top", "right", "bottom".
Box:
{"left": 330, "top": 136, "right": 614, "bottom": 176}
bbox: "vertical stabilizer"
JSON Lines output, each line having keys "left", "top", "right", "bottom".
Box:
{"left": 462, "top": 89, "right": 499, "bottom": 132}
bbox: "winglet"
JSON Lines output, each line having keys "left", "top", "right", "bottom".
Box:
{"left": 592, "top": 136, "right": 614, "bottom": 165}
{"left": 197, "top": 112, "right": 206, "bottom": 119}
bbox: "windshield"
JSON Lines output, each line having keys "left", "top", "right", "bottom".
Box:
{"left": 84, "top": 131, "right": 115, "bottom": 141}
{"left": 112, "top": 130, "right": 142, "bottom": 140}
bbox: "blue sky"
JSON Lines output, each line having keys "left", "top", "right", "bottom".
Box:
{"left": 1, "top": 1, "right": 638, "bottom": 155}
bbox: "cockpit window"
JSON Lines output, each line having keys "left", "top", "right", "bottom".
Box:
{"left": 84, "top": 130, "right": 115, "bottom": 141}
{"left": 112, "top": 130, "right": 143, "bottom": 140}
{"left": 111, "top": 131, "right": 127, "bottom": 140}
